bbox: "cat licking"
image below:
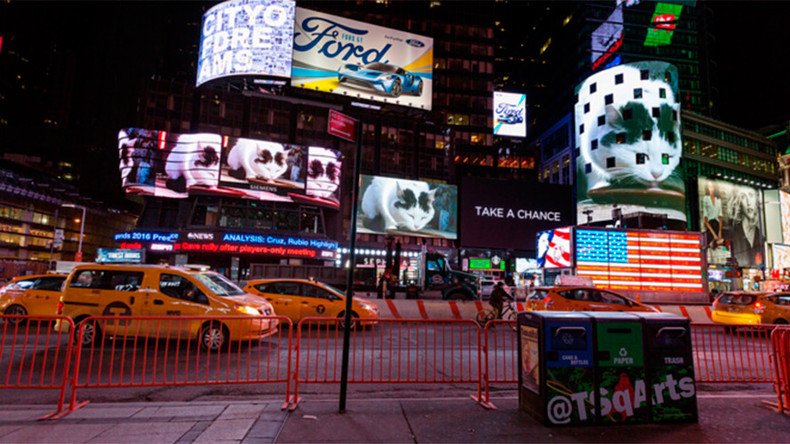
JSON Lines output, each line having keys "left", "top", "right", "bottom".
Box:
{"left": 164, "top": 133, "right": 222, "bottom": 193}
{"left": 361, "top": 177, "right": 436, "bottom": 232}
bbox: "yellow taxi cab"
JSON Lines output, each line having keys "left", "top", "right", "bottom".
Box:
{"left": 244, "top": 278, "right": 379, "bottom": 327}
{"left": 711, "top": 291, "right": 790, "bottom": 328}
{"left": 0, "top": 273, "right": 67, "bottom": 322}
{"left": 54, "top": 264, "right": 277, "bottom": 350}
{"left": 527, "top": 286, "right": 659, "bottom": 313}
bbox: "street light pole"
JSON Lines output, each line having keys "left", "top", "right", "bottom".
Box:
{"left": 62, "top": 204, "right": 86, "bottom": 262}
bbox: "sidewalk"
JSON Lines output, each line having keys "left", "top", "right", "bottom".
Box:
{"left": 1, "top": 388, "right": 788, "bottom": 443}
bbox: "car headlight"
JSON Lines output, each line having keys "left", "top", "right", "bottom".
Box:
{"left": 234, "top": 305, "right": 259, "bottom": 316}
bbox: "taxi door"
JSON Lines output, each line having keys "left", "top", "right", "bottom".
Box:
{"left": 593, "top": 290, "right": 632, "bottom": 312}
{"left": 253, "top": 281, "right": 303, "bottom": 322}
{"left": 67, "top": 269, "right": 147, "bottom": 338}
{"left": 149, "top": 271, "right": 213, "bottom": 340}
{"left": 26, "top": 277, "right": 65, "bottom": 316}
{"left": 299, "top": 283, "right": 342, "bottom": 320}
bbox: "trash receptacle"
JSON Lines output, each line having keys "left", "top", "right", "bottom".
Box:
{"left": 591, "top": 312, "right": 649, "bottom": 425}
{"left": 635, "top": 312, "right": 698, "bottom": 423}
{"left": 518, "top": 311, "right": 596, "bottom": 426}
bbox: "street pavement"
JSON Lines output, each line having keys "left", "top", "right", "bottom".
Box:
{"left": 1, "top": 385, "right": 788, "bottom": 443}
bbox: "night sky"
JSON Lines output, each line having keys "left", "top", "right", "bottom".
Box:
{"left": 1, "top": 0, "right": 788, "bottom": 194}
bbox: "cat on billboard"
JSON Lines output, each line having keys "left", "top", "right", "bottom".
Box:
{"left": 357, "top": 175, "right": 457, "bottom": 239}
{"left": 219, "top": 138, "right": 306, "bottom": 201}
{"left": 302, "top": 146, "right": 342, "bottom": 208}
{"left": 575, "top": 61, "right": 686, "bottom": 228}
{"left": 118, "top": 129, "right": 222, "bottom": 199}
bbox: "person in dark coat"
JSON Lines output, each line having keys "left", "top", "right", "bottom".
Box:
{"left": 489, "top": 281, "right": 512, "bottom": 319}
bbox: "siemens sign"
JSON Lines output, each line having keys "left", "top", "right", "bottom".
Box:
{"left": 197, "top": 0, "right": 296, "bottom": 86}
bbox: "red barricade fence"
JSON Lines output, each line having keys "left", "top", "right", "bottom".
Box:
{"left": 0, "top": 315, "right": 75, "bottom": 419}
{"left": 691, "top": 323, "right": 776, "bottom": 383}
{"left": 69, "top": 315, "right": 293, "bottom": 411}
{"left": 766, "top": 327, "right": 790, "bottom": 413}
{"left": 292, "top": 318, "right": 483, "bottom": 409}
{"left": 480, "top": 320, "right": 518, "bottom": 409}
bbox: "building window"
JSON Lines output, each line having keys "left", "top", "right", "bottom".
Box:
{"left": 606, "top": 157, "right": 616, "bottom": 168}
{"left": 634, "top": 88, "right": 643, "bottom": 99}
{"left": 615, "top": 133, "right": 625, "bottom": 144}
{"left": 642, "top": 130, "right": 652, "bottom": 141}
{"left": 591, "top": 140, "right": 598, "bottom": 150}
{"left": 640, "top": 70, "right": 649, "bottom": 80}
{"left": 636, "top": 153, "right": 646, "bottom": 164}
{"left": 597, "top": 115, "right": 605, "bottom": 126}
{"left": 584, "top": 103, "right": 590, "bottom": 113}
{"left": 604, "top": 94, "right": 613, "bottom": 105}
{"left": 659, "top": 88, "right": 666, "bottom": 99}
{"left": 585, "top": 163, "right": 592, "bottom": 173}
{"left": 579, "top": 124, "right": 584, "bottom": 134}
{"left": 590, "top": 83, "right": 597, "bottom": 94}
{"left": 615, "top": 73, "right": 624, "bottom": 84}
{"left": 652, "top": 107, "right": 660, "bottom": 118}
{"left": 662, "top": 153, "right": 670, "bottom": 165}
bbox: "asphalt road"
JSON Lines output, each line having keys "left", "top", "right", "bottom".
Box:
{"left": 0, "top": 319, "right": 778, "bottom": 407}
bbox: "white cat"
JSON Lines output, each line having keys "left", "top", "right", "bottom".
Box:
{"left": 164, "top": 133, "right": 222, "bottom": 192}
{"left": 227, "top": 139, "right": 290, "bottom": 182}
{"left": 361, "top": 177, "right": 436, "bottom": 232}
{"left": 306, "top": 146, "right": 342, "bottom": 199}
{"left": 576, "top": 63, "right": 681, "bottom": 190}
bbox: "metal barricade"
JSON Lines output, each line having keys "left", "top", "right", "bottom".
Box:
{"left": 691, "top": 323, "right": 776, "bottom": 383}
{"left": 479, "top": 319, "right": 517, "bottom": 409}
{"left": 766, "top": 327, "right": 790, "bottom": 414}
{"left": 0, "top": 315, "right": 76, "bottom": 419}
{"left": 69, "top": 315, "right": 293, "bottom": 411}
{"left": 292, "top": 318, "right": 482, "bottom": 409}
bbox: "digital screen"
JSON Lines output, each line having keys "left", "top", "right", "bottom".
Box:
{"left": 575, "top": 61, "right": 686, "bottom": 227}
{"left": 196, "top": 0, "right": 296, "bottom": 86}
{"left": 119, "top": 129, "right": 341, "bottom": 208}
{"left": 493, "top": 92, "right": 526, "bottom": 138}
{"left": 96, "top": 248, "right": 145, "bottom": 264}
{"left": 460, "top": 177, "right": 574, "bottom": 250}
{"left": 644, "top": 3, "right": 683, "bottom": 47}
{"left": 118, "top": 129, "right": 222, "bottom": 199}
{"left": 699, "top": 177, "right": 764, "bottom": 267}
{"left": 781, "top": 191, "right": 790, "bottom": 244}
{"left": 537, "top": 227, "right": 572, "bottom": 269}
{"left": 591, "top": 3, "right": 623, "bottom": 70}
{"left": 575, "top": 228, "right": 704, "bottom": 292}
{"left": 773, "top": 244, "right": 790, "bottom": 274}
{"left": 292, "top": 8, "right": 433, "bottom": 110}
{"left": 357, "top": 175, "right": 456, "bottom": 239}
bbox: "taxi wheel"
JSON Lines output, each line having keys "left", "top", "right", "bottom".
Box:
{"left": 337, "top": 311, "right": 359, "bottom": 330}
{"left": 76, "top": 318, "right": 102, "bottom": 348}
{"left": 4, "top": 305, "right": 27, "bottom": 324}
{"left": 199, "top": 322, "right": 228, "bottom": 352}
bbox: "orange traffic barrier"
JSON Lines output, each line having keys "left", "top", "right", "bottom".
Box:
{"left": 68, "top": 315, "right": 293, "bottom": 412}
{"left": 766, "top": 327, "right": 790, "bottom": 414}
{"left": 0, "top": 315, "right": 76, "bottom": 419}
{"left": 292, "top": 318, "right": 483, "bottom": 410}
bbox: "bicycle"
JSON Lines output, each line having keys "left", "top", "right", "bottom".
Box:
{"left": 476, "top": 300, "right": 517, "bottom": 330}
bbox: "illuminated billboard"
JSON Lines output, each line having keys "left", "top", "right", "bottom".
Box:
{"left": 698, "top": 178, "right": 764, "bottom": 267}
{"left": 644, "top": 3, "right": 684, "bottom": 47}
{"left": 591, "top": 2, "right": 623, "bottom": 71}
{"left": 575, "top": 228, "right": 704, "bottom": 292}
{"left": 493, "top": 92, "right": 526, "bottom": 138}
{"left": 460, "top": 177, "right": 573, "bottom": 250}
{"left": 118, "top": 129, "right": 222, "bottom": 199}
{"left": 781, "top": 191, "right": 790, "bottom": 244}
{"left": 357, "top": 175, "right": 456, "bottom": 239}
{"left": 773, "top": 244, "right": 790, "bottom": 275}
{"left": 536, "top": 227, "right": 572, "bottom": 269}
{"left": 575, "top": 61, "right": 686, "bottom": 227}
{"left": 196, "top": 0, "right": 296, "bottom": 86}
{"left": 119, "top": 129, "right": 341, "bottom": 208}
{"left": 292, "top": 8, "right": 433, "bottom": 110}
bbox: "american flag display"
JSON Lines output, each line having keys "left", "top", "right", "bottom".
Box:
{"left": 537, "top": 227, "right": 572, "bottom": 268}
{"left": 575, "top": 229, "right": 704, "bottom": 292}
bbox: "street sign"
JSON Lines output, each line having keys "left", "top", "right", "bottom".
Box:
{"left": 328, "top": 109, "right": 358, "bottom": 143}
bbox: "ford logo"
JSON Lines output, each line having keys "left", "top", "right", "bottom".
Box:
{"left": 406, "top": 39, "right": 424, "bottom": 48}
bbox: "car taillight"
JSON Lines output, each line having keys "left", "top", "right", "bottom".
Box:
{"left": 543, "top": 295, "right": 553, "bottom": 309}
{"left": 753, "top": 301, "right": 765, "bottom": 314}
{"left": 56, "top": 301, "right": 64, "bottom": 315}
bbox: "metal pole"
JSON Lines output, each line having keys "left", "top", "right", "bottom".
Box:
{"left": 49, "top": 208, "right": 58, "bottom": 269}
{"left": 339, "top": 119, "right": 363, "bottom": 414}
{"left": 78, "top": 206, "right": 86, "bottom": 259}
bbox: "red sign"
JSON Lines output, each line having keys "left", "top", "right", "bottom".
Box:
{"left": 328, "top": 109, "right": 358, "bottom": 143}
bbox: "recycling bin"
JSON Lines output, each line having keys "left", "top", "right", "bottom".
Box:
{"left": 518, "top": 311, "right": 596, "bottom": 426}
{"left": 591, "top": 312, "right": 649, "bottom": 425}
{"left": 635, "top": 312, "right": 698, "bottom": 423}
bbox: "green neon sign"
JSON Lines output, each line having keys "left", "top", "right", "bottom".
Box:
{"left": 644, "top": 3, "right": 683, "bottom": 47}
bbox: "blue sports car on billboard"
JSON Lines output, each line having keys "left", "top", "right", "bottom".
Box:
{"left": 337, "top": 63, "right": 423, "bottom": 98}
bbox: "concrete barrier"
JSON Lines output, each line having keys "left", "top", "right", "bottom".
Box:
{"left": 365, "top": 298, "right": 713, "bottom": 324}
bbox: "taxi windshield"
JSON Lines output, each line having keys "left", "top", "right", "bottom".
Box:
{"left": 318, "top": 282, "right": 345, "bottom": 297}
{"left": 194, "top": 272, "right": 245, "bottom": 297}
